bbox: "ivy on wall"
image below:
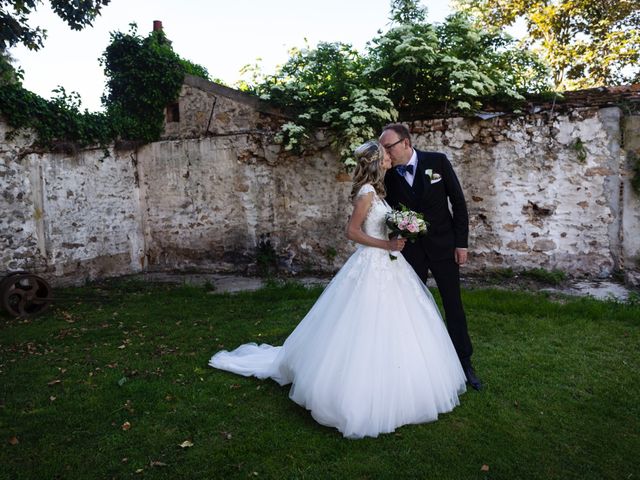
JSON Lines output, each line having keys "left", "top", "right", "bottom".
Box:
{"left": 0, "top": 82, "right": 113, "bottom": 149}
{"left": 0, "top": 24, "right": 209, "bottom": 150}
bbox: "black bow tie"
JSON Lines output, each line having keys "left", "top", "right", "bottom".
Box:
{"left": 395, "top": 164, "right": 414, "bottom": 176}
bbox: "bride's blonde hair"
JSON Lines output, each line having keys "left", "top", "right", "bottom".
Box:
{"left": 350, "top": 141, "right": 386, "bottom": 201}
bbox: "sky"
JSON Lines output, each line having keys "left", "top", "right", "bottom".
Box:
{"left": 9, "top": 0, "right": 455, "bottom": 111}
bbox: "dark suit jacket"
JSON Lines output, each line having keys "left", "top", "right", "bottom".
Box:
{"left": 384, "top": 150, "right": 469, "bottom": 261}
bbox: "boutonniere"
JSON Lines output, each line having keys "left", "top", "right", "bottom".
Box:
{"left": 425, "top": 169, "right": 442, "bottom": 183}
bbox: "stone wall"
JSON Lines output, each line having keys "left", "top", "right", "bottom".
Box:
{"left": 1, "top": 75, "right": 639, "bottom": 286}
{"left": 0, "top": 122, "right": 145, "bottom": 283}
{"left": 137, "top": 136, "right": 351, "bottom": 275}
{"left": 142, "top": 76, "right": 353, "bottom": 275}
{"left": 622, "top": 115, "right": 640, "bottom": 285}
{"left": 409, "top": 108, "right": 632, "bottom": 278}
{"left": 0, "top": 76, "right": 353, "bottom": 284}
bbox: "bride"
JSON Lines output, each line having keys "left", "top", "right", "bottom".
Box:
{"left": 209, "top": 141, "right": 466, "bottom": 439}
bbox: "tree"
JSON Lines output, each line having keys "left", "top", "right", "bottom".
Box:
{"left": 389, "top": 0, "right": 427, "bottom": 24}
{"left": 453, "top": 0, "right": 640, "bottom": 89}
{"left": 245, "top": 2, "right": 549, "bottom": 166}
{"left": 366, "top": 9, "right": 548, "bottom": 114}
{"left": 0, "top": 0, "right": 111, "bottom": 51}
{"left": 0, "top": 49, "right": 19, "bottom": 83}
{"left": 248, "top": 41, "right": 398, "bottom": 166}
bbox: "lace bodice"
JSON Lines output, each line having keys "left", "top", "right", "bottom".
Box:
{"left": 355, "top": 184, "right": 391, "bottom": 241}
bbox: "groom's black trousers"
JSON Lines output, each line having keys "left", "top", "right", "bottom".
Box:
{"left": 404, "top": 251, "right": 474, "bottom": 362}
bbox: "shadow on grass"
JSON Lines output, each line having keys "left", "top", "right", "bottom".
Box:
{"left": 0, "top": 280, "right": 638, "bottom": 479}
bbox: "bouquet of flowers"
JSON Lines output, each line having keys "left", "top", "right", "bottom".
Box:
{"left": 385, "top": 205, "right": 428, "bottom": 260}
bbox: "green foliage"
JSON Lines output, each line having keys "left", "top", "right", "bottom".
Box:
{"left": 486, "top": 267, "right": 517, "bottom": 279}
{"left": 244, "top": 6, "right": 549, "bottom": 165}
{"left": 256, "top": 233, "right": 278, "bottom": 277}
{"left": 389, "top": 0, "right": 427, "bottom": 24}
{"left": 100, "top": 26, "right": 187, "bottom": 142}
{"left": 367, "top": 12, "right": 549, "bottom": 113}
{"left": 521, "top": 267, "right": 567, "bottom": 286}
{"left": 179, "top": 58, "right": 210, "bottom": 80}
{"left": 571, "top": 137, "right": 587, "bottom": 163}
{"left": 484, "top": 266, "right": 567, "bottom": 285}
{"left": 0, "top": 50, "right": 21, "bottom": 85}
{"left": 202, "top": 280, "right": 216, "bottom": 292}
{"left": 325, "top": 246, "right": 337, "bottom": 261}
{"left": 453, "top": 0, "right": 640, "bottom": 90}
{"left": 0, "top": 25, "right": 209, "bottom": 149}
{"left": 0, "top": 0, "right": 111, "bottom": 51}
{"left": 249, "top": 42, "right": 397, "bottom": 166}
{"left": 0, "top": 83, "right": 114, "bottom": 149}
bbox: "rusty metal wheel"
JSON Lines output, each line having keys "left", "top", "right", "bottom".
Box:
{"left": 0, "top": 273, "right": 52, "bottom": 318}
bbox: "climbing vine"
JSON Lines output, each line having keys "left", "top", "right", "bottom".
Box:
{"left": 0, "top": 24, "right": 209, "bottom": 150}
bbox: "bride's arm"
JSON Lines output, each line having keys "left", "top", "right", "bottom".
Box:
{"left": 346, "top": 192, "right": 406, "bottom": 251}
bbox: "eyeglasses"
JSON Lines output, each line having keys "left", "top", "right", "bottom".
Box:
{"left": 383, "top": 138, "right": 405, "bottom": 150}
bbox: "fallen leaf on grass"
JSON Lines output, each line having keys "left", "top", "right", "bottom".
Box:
{"left": 481, "top": 464, "right": 490, "bottom": 472}
{"left": 49, "top": 396, "right": 56, "bottom": 402}
{"left": 219, "top": 431, "right": 232, "bottom": 440}
{"left": 135, "top": 468, "right": 143, "bottom": 474}
{"left": 178, "top": 440, "right": 194, "bottom": 448}
{"left": 8, "top": 436, "right": 19, "bottom": 445}
{"left": 47, "top": 379, "right": 61, "bottom": 386}
{"left": 121, "top": 421, "right": 131, "bottom": 431}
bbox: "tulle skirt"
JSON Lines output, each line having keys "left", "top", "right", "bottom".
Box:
{"left": 209, "top": 246, "right": 466, "bottom": 438}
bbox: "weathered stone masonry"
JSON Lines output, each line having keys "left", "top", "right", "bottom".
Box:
{"left": 412, "top": 108, "right": 629, "bottom": 277}
{"left": 1, "top": 75, "right": 639, "bottom": 286}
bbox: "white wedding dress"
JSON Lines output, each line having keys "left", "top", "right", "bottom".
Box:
{"left": 209, "top": 184, "right": 466, "bottom": 438}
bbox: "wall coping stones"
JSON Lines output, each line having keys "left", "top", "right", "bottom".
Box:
{"left": 183, "top": 74, "right": 292, "bottom": 119}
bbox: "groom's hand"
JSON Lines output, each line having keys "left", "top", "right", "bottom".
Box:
{"left": 455, "top": 248, "right": 468, "bottom": 265}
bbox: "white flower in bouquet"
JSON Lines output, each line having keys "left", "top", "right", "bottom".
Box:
{"left": 385, "top": 205, "right": 428, "bottom": 260}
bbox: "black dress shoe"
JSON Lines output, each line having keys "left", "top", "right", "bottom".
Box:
{"left": 462, "top": 363, "right": 483, "bottom": 391}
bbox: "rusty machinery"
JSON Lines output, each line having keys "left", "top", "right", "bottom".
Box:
{"left": 0, "top": 271, "right": 52, "bottom": 318}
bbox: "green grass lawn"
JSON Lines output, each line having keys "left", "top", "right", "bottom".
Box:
{"left": 0, "top": 280, "right": 638, "bottom": 480}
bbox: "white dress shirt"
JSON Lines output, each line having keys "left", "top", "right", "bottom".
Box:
{"left": 402, "top": 149, "right": 418, "bottom": 187}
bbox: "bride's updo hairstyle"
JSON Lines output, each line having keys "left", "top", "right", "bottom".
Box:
{"left": 350, "top": 141, "right": 386, "bottom": 202}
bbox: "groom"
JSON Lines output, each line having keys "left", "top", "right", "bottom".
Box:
{"left": 380, "top": 123, "right": 482, "bottom": 390}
